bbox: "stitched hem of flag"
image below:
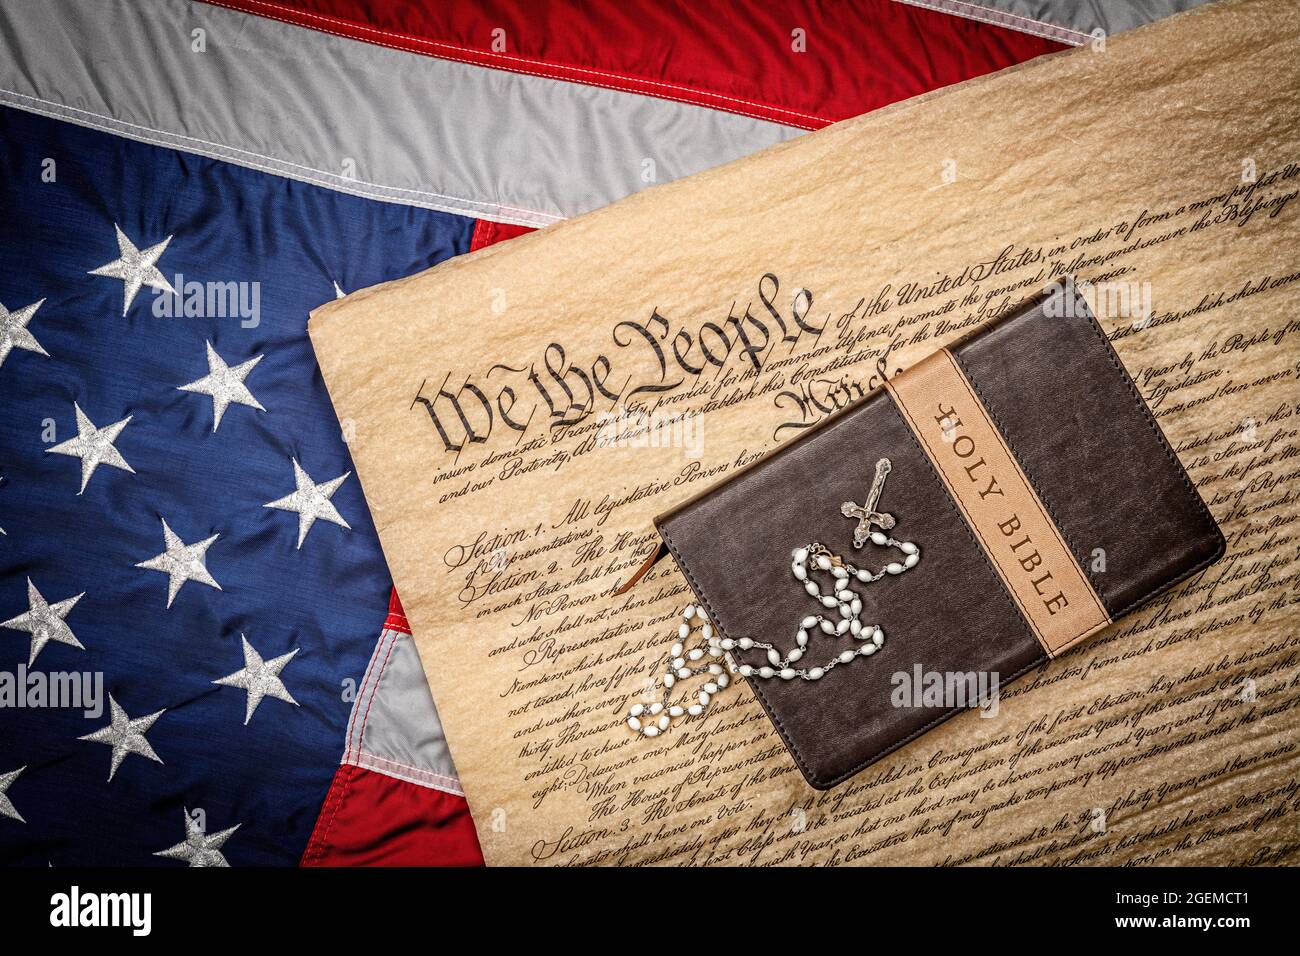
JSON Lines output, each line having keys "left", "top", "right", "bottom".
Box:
{"left": 892, "top": 0, "right": 1091, "bottom": 46}
{"left": 346, "top": 752, "right": 465, "bottom": 796}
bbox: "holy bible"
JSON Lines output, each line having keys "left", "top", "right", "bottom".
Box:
{"left": 645, "top": 282, "right": 1225, "bottom": 789}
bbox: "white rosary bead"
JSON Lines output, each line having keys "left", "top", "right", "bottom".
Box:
{"left": 628, "top": 717, "right": 642, "bottom": 731}
{"left": 679, "top": 622, "right": 691, "bottom": 639}
{"left": 630, "top": 704, "right": 644, "bottom": 717}
{"left": 683, "top": 604, "right": 697, "bottom": 620}
{"left": 663, "top": 673, "right": 675, "bottom": 688}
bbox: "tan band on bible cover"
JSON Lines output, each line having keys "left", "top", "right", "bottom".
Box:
{"left": 887, "top": 349, "right": 1110, "bottom": 656}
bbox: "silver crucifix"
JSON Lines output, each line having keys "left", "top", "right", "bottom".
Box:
{"left": 842, "top": 458, "right": 896, "bottom": 547}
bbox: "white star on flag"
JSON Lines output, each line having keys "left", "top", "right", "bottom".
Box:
{"left": 88, "top": 224, "right": 175, "bottom": 315}
{"left": 178, "top": 340, "right": 266, "bottom": 431}
{"left": 0, "top": 298, "right": 48, "bottom": 369}
{"left": 135, "top": 518, "right": 222, "bottom": 608}
{"left": 0, "top": 577, "right": 85, "bottom": 666}
{"left": 0, "top": 766, "right": 26, "bottom": 823}
{"left": 154, "top": 809, "right": 241, "bottom": 867}
{"left": 78, "top": 695, "right": 165, "bottom": 781}
{"left": 46, "top": 402, "right": 135, "bottom": 494}
{"left": 264, "top": 459, "right": 351, "bottom": 549}
{"left": 213, "top": 634, "right": 300, "bottom": 724}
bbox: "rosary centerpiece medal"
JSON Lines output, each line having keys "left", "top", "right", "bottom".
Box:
{"left": 628, "top": 458, "right": 922, "bottom": 738}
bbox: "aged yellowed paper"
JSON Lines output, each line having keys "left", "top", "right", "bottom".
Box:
{"left": 311, "top": 0, "right": 1299, "bottom": 865}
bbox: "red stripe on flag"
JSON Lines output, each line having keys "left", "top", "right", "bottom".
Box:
{"left": 203, "top": 0, "right": 1063, "bottom": 128}
{"left": 470, "top": 218, "right": 535, "bottom": 252}
{"left": 301, "top": 764, "right": 484, "bottom": 866}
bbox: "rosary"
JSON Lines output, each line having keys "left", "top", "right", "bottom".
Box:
{"left": 627, "top": 458, "right": 922, "bottom": 738}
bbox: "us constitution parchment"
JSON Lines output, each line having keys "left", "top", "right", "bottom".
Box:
{"left": 310, "top": 0, "right": 1300, "bottom": 866}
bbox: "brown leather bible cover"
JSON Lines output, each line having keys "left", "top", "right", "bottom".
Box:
{"left": 654, "top": 284, "right": 1224, "bottom": 789}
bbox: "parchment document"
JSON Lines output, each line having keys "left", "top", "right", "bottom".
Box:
{"left": 311, "top": 0, "right": 1299, "bottom": 866}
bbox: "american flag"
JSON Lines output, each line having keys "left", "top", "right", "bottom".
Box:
{"left": 0, "top": 0, "right": 1201, "bottom": 866}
